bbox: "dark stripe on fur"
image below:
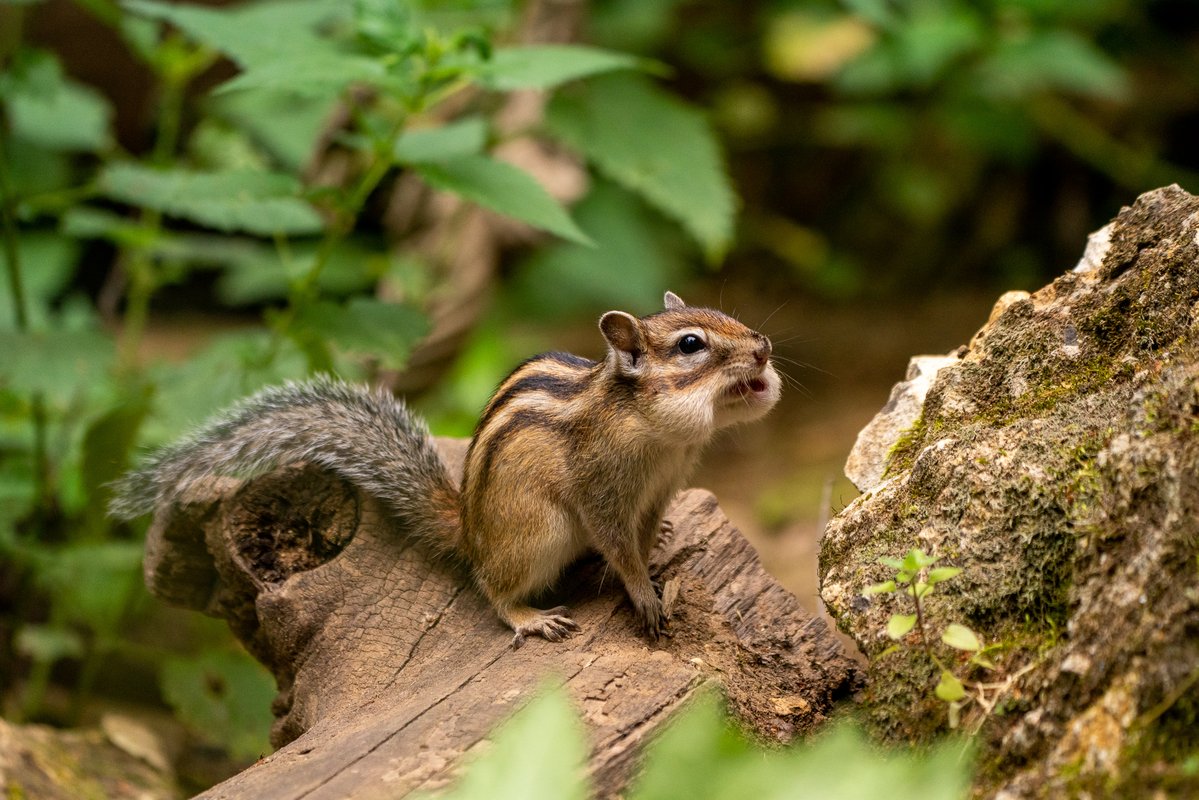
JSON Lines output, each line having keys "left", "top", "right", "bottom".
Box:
{"left": 475, "top": 371, "right": 588, "bottom": 437}
{"left": 537, "top": 351, "right": 596, "bottom": 370}
{"left": 670, "top": 367, "right": 712, "bottom": 390}
{"left": 471, "top": 409, "right": 578, "bottom": 504}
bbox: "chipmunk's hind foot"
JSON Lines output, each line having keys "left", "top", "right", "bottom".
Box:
{"left": 507, "top": 605, "right": 581, "bottom": 649}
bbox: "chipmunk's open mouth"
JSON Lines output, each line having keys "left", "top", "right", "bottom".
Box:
{"left": 725, "top": 376, "right": 770, "bottom": 402}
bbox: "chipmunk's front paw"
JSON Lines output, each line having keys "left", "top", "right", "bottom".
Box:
{"left": 634, "top": 593, "right": 667, "bottom": 640}
{"left": 510, "top": 606, "right": 581, "bottom": 649}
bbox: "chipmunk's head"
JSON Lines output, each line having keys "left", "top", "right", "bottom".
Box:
{"left": 599, "top": 291, "right": 781, "bottom": 441}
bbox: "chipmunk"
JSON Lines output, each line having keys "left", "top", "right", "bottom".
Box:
{"left": 111, "top": 291, "right": 781, "bottom": 647}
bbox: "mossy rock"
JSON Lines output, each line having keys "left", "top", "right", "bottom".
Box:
{"left": 820, "top": 185, "right": 1199, "bottom": 797}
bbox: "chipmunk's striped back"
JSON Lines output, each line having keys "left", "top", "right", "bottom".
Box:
{"left": 461, "top": 352, "right": 599, "bottom": 551}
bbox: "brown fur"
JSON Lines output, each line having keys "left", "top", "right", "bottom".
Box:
{"left": 460, "top": 291, "right": 780, "bottom": 645}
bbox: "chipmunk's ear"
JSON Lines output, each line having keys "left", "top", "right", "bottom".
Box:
{"left": 664, "top": 291, "right": 686, "bottom": 311}
{"left": 600, "top": 311, "right": 647, "bottom": 373}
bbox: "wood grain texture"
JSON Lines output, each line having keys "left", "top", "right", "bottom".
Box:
{"left": 144, "top": 439, "right": 858, "bottom": 799}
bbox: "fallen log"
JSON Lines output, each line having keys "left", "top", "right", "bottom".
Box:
{"left": 144, "top": 438, "right": 859, "bottom": 799}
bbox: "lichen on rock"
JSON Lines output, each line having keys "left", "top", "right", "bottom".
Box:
{"left": 819, "top": 185, "right": 1199, "bottom": 798}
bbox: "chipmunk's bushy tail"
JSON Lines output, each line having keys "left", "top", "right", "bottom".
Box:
{"left": 110, "top": 377, "right": 462, "bottom": 561}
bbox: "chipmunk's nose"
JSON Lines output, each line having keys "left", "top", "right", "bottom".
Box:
{"left": 753, "top": 334, "right": 771, "bottom": 367}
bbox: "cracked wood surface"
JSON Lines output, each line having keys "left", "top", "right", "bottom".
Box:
{"left": 144, "top": 439, "right": 857, "bottom": 799}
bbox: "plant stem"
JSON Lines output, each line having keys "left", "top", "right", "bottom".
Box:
{"left": 66, "top": 0, "right": 121, "bottom": 28}
{"left": 911, "top": 582, "right": 940, "bottom": 667}
{"left": 273, "top": 111, "right": 407, "bottom": 370}
{"left": 294, "top": 139, "right": 398, "bottom": 303}
{"left": 0, "top": 126, "right": 54, "bottom": 518}
{"left": 116, "top": 244, "right": 156, "bottom": 373}
{"left": 0, "top": 128, "right": 29, "bottom": 331}
{"left": 152, "top": 72, "right": 186, "bottom": 167}
{"left": 18, "top": 649, "right": 54, "bottom": 723}
{"left": 115, "top": 42, "right": 193, "bottom": 373}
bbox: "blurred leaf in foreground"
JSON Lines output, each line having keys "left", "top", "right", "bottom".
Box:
{"left": 420, "top": 685, "right": 588, "bottom": 800}
{"left": 631, "top": 693, "right": 971, "bottom": 800}
{"left": 98, "top": 164, "right": 325, "bottom": 236}
{"left": 414, "top": 155, "right": 592, "bottom": 246}
{"left": 160, "top": 650, "right": 275, "bottom": 761}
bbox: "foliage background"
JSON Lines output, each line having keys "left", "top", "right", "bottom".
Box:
{"left": 1, "top": 0, "right": 1197, "bottom": 794}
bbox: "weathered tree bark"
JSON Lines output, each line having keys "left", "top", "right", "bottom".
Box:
{"left": 144, "top": 438, "right": 858, "bottom": 799}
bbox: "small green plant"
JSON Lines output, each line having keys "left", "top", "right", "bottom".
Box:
{"left": 865, "top": 547, "right": 996, "bottom": 729}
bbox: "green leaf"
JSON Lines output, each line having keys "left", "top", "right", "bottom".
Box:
{"left": 124, "top": 0, "right": 383, "bottom": 97}
{"left": 893, "top": 5, "right": 981, "bottom": 86}
{"left": 428, "top": 685, "right": 588, "bottom": 800}
{"left": 98, "top": 164, "right": 324, "bottom": 236}
{"left": 971, "top": 652, "right": 996, "bottom": 670}
{"left": 0, "top": 232, "right": 79, "bottom": 330}
{"left": 353, "top": 0, "right": 418, "bottom": 52}
{"left": 208, "top": 89, "right": 332, "bottom": 172}
{"left": 977, "top": 30, "right": 1128, "bottom": 101}
{"left": 160, "top": 650, "right": 275, "bottom": 761}
{"left": 589, "top": 0, "right": 681, "bottom": 52}
{"left": 414, "top": 155, "right": 592, "bottom": 245}
{"left": 927, "top": 566, "right": 962, "bottom": 585}
{"left": 143, "top": 332, "right": 309, "bottom": 443}
{"left": 14, "top": 624, "right": 86, "bottom": 663}
{"left": 878, "top": 556, "right": 905, "bottom": 570}
{"left": 61, "top": 207, "right": 154, "bottom": 248}
{"left": 3, "top": 135, "right": 72, "bottom": 199}
{"left": 629, "top": 692, "right": 753, "bottom": 800}
{"left": 631, "top": 692, "right": 972, "bottom": 800}
{"left": 941, "top": 623, "right": 981, "bottom": 652}
{"left": 123, "top": 0, "right": 347, "bottom": 68}
{"left": 901, "top": 547, "right": 937, "bottom": 572}
{"left": 842, "top": 0, "right": 896, "bottom": 28}
{"left": 886, "top": 613, "right": 917, "bottom": 640}
{"left": 30, "top": 541, "right": 143, "bottom": 635}
{"left": 935, "top": 670, "right": 966, "bottom": 702}
{"left": 119, "top": 15, "right": 160, "bottom": 62}
{"left": 510, "top": 180, "right": 683, "bottom": 320}
{"left": 874, "top": 643, "right": 901, "bottom": 660}
{"left": 6, "top": 52, "right": 113, "bottom": 153}
{"left": 394, "top": 117, "right": 488, "bottom": 163}
{"left": 547, "top": 74, "right": 735, "bottom": 260}
{"left": 480, "top": 44, "right": 645, "bottom": 91}
{"left": 0, "top": 330, "right": 114, "bottom": 399}
{"left": 81, "top": 391, "right": 151, "bottom": 533}
{"left": 862, "top": 580, "right": 896, "bottom": 596}
{"left": 214, "top": 237, "right": 391, "bottom": 305}
{"left": 292, "top": 297, "right": 428, "bottom": 370}
{"left": 213, "top": 52, "right": 387, "bottom": 96}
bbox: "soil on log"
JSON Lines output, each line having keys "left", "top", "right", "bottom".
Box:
{"left": 143, "top": 438, "right": 858, "bottom": 799}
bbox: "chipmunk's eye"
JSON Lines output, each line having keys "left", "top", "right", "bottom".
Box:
{"left": 677, "top": 334, "right": 706, "bottom": 355}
